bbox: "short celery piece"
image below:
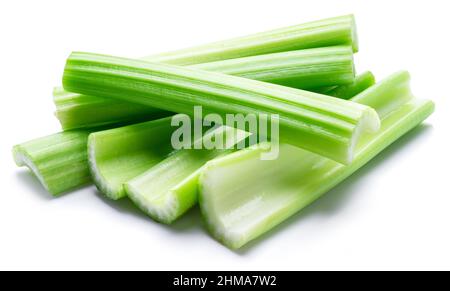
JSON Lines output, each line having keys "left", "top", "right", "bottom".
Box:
{"left": 13, "top": 130, "right": 92, "bottom": 196}
{"left": 323, "top": 71, "right": 376, "bottom": 99}
{"left": 55, "top": 46, "right": 355, "bottom": 130}
{"left": 88, "top": 116, "right": 177, "bottom": 200}
{"left": 125, "top": 126, "right": 250, "bottom": 224}
{"left": 198, "top": 71, "right": 434, "bottom": 249}
{"left": 142, "top": 15, "right": 358, "bottom": 65}
{"left": 63, "top": 52, "right": 380, "bottom": 164}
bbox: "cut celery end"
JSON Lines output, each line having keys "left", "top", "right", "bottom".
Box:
{"left": 63, "top": 52, "right": 379, "bottom": 164}
{"left": 55, "top": 46, "right": 355, "bottom": 130}
{"left": 125, "top": 126, "right": 250, "bottom": 224}
{"left": 13, "top": 130, "right": 92, "bottom": 196}
{"left": 88, "top": 116, "right": 176, "bottom": 200}
{"left": 326, "top": 71, "right": 375, "bottom": 99}
{"left": 143, "top": 15, "right": 358, "bottom": 65}
{"left": 198, "top": 72, "right": 434, "bottom": 249}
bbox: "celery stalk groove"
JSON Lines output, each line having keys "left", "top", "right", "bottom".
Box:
{"left": 88, "top": 117, "right": 176, "bottom": 200}
{"left": 124, "top": 126, "right": 250, "bottom": 223}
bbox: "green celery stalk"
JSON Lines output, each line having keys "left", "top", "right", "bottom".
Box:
{"left": 13, "top": 130, "right": 93, "bottom": 196}
{"left": 53, "top": 87, "right": 172, "bottom": 130}
{"left": 142, "top": 15, "right": 358, "bottom": 65}
{"left": 88, "top": 117, "right": 176, "bottom": 200}
{"left": 55, "top": 46, "right": 355, "bottom": 130}
{"left": 198, "top": 71, "right": 435, "bottom": 249}
{"left": 63, "top": 52, "right": 380, "bottom": 164}
{"left": 318, "top": 71, "right": 376, "bottom": 99}
{"left": 124, "top": 126, "right": 250, "bottom": 223}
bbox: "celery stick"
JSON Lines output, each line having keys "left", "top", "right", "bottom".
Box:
{"left": 63, "top": 52, "right": 379, "bottom": 164}
{"left": 198, "top": 71, "right": 434, "bottom": 249}
{"left": 88, "top": 117, "right": 177, "bottom": 200}
{"left": 13, "top": 130, "right": 92, "bottom": 196}
{"left": 53, "top": 87, "right": 172, "bottom": 130}
{"left": 192, "top": 46, "right": 355, "bottom": 89}
{"left": 143, "top": 15, "right": 358, "bottom": 65}
{"left": 55, "top": 46, "right": 355, "bottom": 130}
{"left": 124, "top": 126, "right": 250, "bottom": 223}
{"left": 322, "top": 71, "right": 375, "bottom": 99}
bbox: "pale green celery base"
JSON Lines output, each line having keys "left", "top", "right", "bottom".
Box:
{"left": 88, "top": 117, "right": 175, "bottom": 200}
{"left": 13, "top": 131, "right": 92, "bottom": 196}
{"left": 125, "top": 126, "right": 250, "bottom": 224}
{"left": 63, "top": 52, "right": 379, "bottom": 164}
{"left": 198, "top": 71, "right": 434, "bottom": 249}
{"left": 56, "top": 46, "right": 354, "bottom": 130}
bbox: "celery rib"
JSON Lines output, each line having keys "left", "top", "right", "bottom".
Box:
{"left": 63, "top": 52, "right": 379, "bottom": 164}
{"left": 13, "top": 131, "right": 92, "bottom": 196}
{"left": 143, "top": 15, "right": 358, "bottom": 65}
{"left": 325, "top": 71, "right": 376, "bottom": 99}
{"left": 124, "top": 126, "right": 250, "bottom": 223}
{"left": 55, "top": 46, "right": 355, "bottom": 130}
{"left": 198, "top": 71, "right": 434, "bottom": 249}
{"left": 88, "top": 117, "right": 176, "bottom": 200}
{"left": 53, "top": 87, "right": 171, "bottom": 130}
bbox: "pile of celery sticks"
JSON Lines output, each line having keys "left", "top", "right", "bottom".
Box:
{"left": 13, "top": 15, "right": 434, "bottom": 249}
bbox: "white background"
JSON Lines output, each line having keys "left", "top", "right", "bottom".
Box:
{"left": 1, "top": 0, "right": 449, "bottom": 271}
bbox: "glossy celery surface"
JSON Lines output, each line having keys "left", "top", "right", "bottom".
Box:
{"left": 63, "top": 52, "right": 379, "bottom": 164}
{"left": 142, "top": 15, "right": 358, "bottom": 65}
{"left": 198, "top": 71, "right": 435, "bottom": 249}
{"left": 125, "top": 126, "right": 250, "bottom": 224}
{"left": 55, "top": 46, "right": 355, "bottom": 130}
{"left": 13, "top": 130, "right": 92, "bottom": 196}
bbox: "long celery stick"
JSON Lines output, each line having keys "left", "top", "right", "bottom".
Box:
{"left": 55, "top": 46, "right": 355, "bottom": 130}
{"left": 63, "top": 52, "right": 379, "bottom": 164}
{"left": 13, "top": 130, "right": 92, "bottom": 196}
{"left": 198, "top": 71, "right": 434, "bottom": 249}
{"left": 142, "top": 15, "right": 358, "bottom": 65}
{"left": 124, "top": 126, "right": 250, "bottom": 223}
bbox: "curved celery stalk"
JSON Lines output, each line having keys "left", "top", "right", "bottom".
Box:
{"left": 88, "top": 117, "right": 176, "bottom": 200}
{"left": 63, "top": 52, "right": 379, "bottom": 164}
{"left": 198, "top": 71, "right": 435, "bottom": 249}
{"left": 55, "top": 46, "right": 355, "bottom": 130}
{"left": 13, "top": 130, "right": 92, "bottom": 196}
{"left": 143, "top": 15, "right": 358, "bottom": 65}
{"left": 125, "top": 126, "right": 250, "bottom": 224}
{"left": 323, "top": 71, "right": 376, "bottom": 99}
